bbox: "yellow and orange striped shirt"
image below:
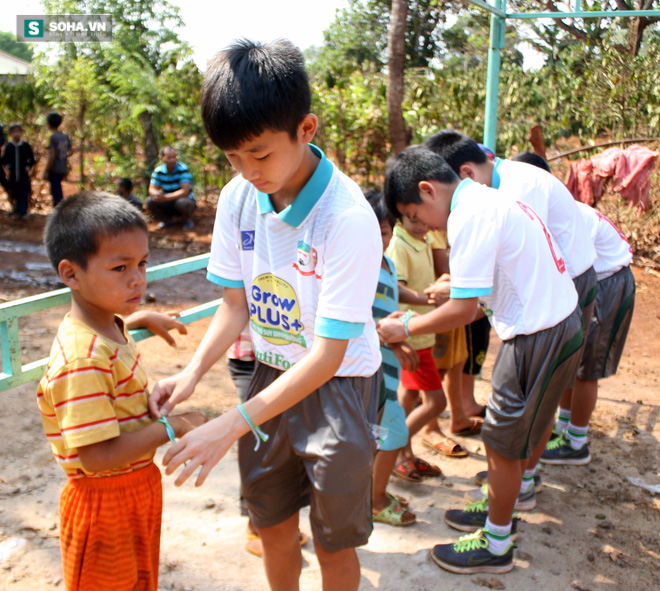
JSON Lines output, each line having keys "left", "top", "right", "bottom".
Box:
{"left": 37, "top": 315, "right": 155, "bottom": 479}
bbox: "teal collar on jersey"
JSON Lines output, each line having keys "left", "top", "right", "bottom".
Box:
{"left": 491, "top": 157, "right": 503, "bottom": 189}
{"left": 256, "top": 144, "right": 333, "bottom": 227}
{"left": 450, "top": 177, "right": 474, "bottom": 212}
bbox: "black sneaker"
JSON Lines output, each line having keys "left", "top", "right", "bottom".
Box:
{"left": 430, "top": 530, "right": 515, "bottom": 574}
{"left": 474, "top": 470, "right": 543, "bottom": 493}
{"left": 444, "top": 498, "right": 519, "bottom": 538}
{"left": 541, "top": 433, "right": 591, "bottom": 465}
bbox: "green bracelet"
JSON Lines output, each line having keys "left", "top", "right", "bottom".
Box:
{"left": 237, "top": 404, "right": 269, "bottom": 451}
{"left": 400, "top": 309, "right": 413, "bottom": 338}
{"left": 157, "top": 416, "right": 176, "bottom": 444}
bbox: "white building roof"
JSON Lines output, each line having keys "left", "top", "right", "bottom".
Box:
{"left": 0, "top": 50, "right": 30, "bottom": 75}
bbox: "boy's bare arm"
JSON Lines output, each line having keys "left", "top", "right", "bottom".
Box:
{"left": 161, "top": 335, "right": 349, "bottom": 487}
{"left": 124, "top": 310, "right": 187, "bottom": 347}
{"left": 378, "top": 297, "right": 479, "bottom": 344}
{"left": 77, "top": 412, "right": 205, "bottom": 473}
{"left": 148, "top": 286, "right": 249, "bottom": 418}
{"left": 398, "top": 281, "right": 431, "bottom": 306}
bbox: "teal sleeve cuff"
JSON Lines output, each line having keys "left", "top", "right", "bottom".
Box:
{"left": 450, "top": 286, "right": 492, "bottom": 299}
{"left": 206, "top": 271, "right": 244, "bottom": 288}
{"left": 314, "top": 317, "right": 364, "bottom": 340}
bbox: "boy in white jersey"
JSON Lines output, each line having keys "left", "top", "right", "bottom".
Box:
{"left": 542, "top": 202, "right": 635, "bottom": 465}
{"left": 378, "top": 147, "right": 584, "bottom": 574}
{"left": 148, "top": 40, "right": 382, "bottom": 590}
{"left": 425, "top": 131, "right": 598, "bottom": 489}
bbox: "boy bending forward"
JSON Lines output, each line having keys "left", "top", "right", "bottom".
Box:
{"left": 379, "top": 147, "right": 584, "bottom": 574}
{"left": 149, "top": 40, "right": 382, "bottom": 590}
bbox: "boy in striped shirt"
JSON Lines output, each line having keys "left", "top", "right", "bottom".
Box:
{"left": 38, "top": 192, "right": 205, "bottom": 591}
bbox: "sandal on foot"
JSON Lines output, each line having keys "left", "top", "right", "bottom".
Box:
{"left": 421, "top": 436, "right": 468, "bottom": 458}
{"left": 450, "top": 417, "right": 483, "bottom": 437}
{"left": 386, "top": 492, "right": 410, "bottom": 507}
{"left": 392, "top": 459, "right": 423, "bottom": 482}
{"left": 373, "top": 498, "right": 416, "bottom": 527}
{"left": 413, "top": 457, "right": 442, "bottom": 477}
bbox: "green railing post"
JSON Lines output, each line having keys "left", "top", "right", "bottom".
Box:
{"left": 484, "top": 0, "right": 506, "bottom": 152}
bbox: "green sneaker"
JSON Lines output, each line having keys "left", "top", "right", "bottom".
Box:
{"left": 541, "top": 433, "right": 591, "bottom": 465}
{"left": 430, "top": 530, "right": 515, "bottom": 574}
{"left": 444, "top": 497, "right": 519, "bottom": 537}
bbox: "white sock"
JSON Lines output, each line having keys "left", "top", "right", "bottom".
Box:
{"left": 484, "top": 517, "right": 512, "bottom": 555}
{"left": 532, "top": 462, "right": 541, "bottom": 475}
{"left": 555, "top": 408, "right": 571, "bottom": 434}
{"left": 566, "top": 423, "right": 589, "bottom": 450}
{"left": 520, "top": 469, "right": 535, "bottom": 494}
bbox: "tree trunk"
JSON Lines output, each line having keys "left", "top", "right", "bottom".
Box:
{"left": 78, "top": 101, "right": 86, "bottom": 189}
{"left": 387, "top": 0, "right": 409, "bottom": 154}
{"left": 139, "top": 110, "right": 159, "bottom": 182}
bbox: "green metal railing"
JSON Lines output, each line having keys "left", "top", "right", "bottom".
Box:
{"left": 467, "top": 0, "right": 660, "bottom": 151}
{"left": 0, "top": 253, "right": 221, "bottom": 392}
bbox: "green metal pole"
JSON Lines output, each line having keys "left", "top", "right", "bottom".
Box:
{"left": 484, "top": 0, "right": 506, "bottom": 152}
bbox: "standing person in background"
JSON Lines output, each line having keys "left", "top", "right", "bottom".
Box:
{"left": 0, "top": 123, "right": 8, "bottom": 197}
{"left": 1, "top": 123, "right": 35, "bottom": 219}
{"left": 146, "top": 146, "right": 196, "bottom": 230}
{"left": 43, "top": 112, "right": 71, "bottom": 207}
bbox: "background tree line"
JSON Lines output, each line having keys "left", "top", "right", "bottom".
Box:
{"left": 0, "top": 0, "right": 658, "bottom": 195}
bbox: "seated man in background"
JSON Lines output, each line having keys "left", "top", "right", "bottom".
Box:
{"left": 146, "top": 146, "right": 196, "bottom": 229}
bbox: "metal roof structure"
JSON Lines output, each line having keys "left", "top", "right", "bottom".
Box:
{"left": 468, "top": 1, "right": 660, "bottom": 150}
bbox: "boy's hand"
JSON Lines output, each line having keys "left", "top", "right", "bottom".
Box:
{"left": 377, "top": 310, "right": 416, "bottom": 344}
{"left": 163, "top": 410, "right": 242, "bottom": 487}
{"left": 125, "top": 310, "right": 187, "bottom": 346}
{"left": 149, "top": 370, "right": 198, "bottom": 419}
{"left": 168, "top": 412, "right": 207, "bottom": 438}
{"left": 390, "top": 341, "right": 420, "bottom": 372}
{"left": 425, "top": 274, "right": 451, "bottom": 307}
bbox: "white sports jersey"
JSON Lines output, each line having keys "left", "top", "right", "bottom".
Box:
{"left": 494, "top": 159, "right": 596, "bottom": 279}
{"left": 576, "top": 202, "right": 633, "bottom": 281}
{"left": 448, "top": 179, "right": 578, "bottom": 340}
{"left": 207, "top": 145, "right": 382, "bottom": 376}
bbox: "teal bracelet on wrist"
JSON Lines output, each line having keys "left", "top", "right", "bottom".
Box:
{"left": 400, "top": 309, "right": 413, "bottom": 338}
{"left": 237, "top": 404, "right": 269, "bottom": 451}
{"left": 157, "top": 416, "right": 176, "bottom": 444}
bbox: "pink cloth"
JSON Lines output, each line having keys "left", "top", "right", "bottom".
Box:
{"left": 564, "top": 145, "right": 658, "bottom": 211}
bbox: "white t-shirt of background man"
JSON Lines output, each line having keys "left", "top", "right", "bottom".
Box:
{"left": 493, "top": 158, "right": 596, "bottom": 279}
{"left": 576, "top": 202, "right": 633, "bottom": 281}
{"left": 207, "top": 145, "right": 383, "bottom": 377}
{"left": 448, "top": 179, "right": 578, "bottom": 340}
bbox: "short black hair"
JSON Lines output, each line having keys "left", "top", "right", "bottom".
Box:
{"left": 45, "top": 192, "right": 147, "bottom": 272}
{"left": 118, "top": 177, "right": 133, "bottom": 191}
{"left": 8, "top": 122, "right": 22, "bottom": 132}
{"left": 423, "top": 130, "right": 487, "bottom": 174}
{"left": 364, "top": 189, "right": 395, "bottom": 228}
{"left": 201, "top": 38, "right": 311, "bottom": 150}
{"left": 384, "top": 146, "right": 459, "bottom": 219}
{"left": 159, "top": 146, "right": 175, "bottom": 158}
{"left": 46, "top": 112, "right": 63, "bottom": 129}
{"left": 512, "top": 151, "right": 551, "bottom": 173}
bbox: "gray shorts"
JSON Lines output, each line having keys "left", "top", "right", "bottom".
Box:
{"left": 239, "top": 362, "right": 380, "bottom": 553}
{"left": 578, "top": 266, "right": 635, "bottom": 380}
{"left": 482, "top": 306, "right": 584, "bottom": 460}
{"left": 569, "top": 266, "right": 598, "bottom": 386}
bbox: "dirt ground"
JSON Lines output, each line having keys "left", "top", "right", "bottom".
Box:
{"left": 0, "top": 198, "right": 659, "bottom": 591}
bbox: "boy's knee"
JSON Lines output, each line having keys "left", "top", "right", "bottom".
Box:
{"left": 176, "top": 198, "right": 196, "bottom": 218}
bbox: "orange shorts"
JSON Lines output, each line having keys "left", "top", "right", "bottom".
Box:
{"left": 433, "top": 327, "right": 468, "bottom": 370}
{"left": 60, "top": 462, "right": 162, "bottom": 591}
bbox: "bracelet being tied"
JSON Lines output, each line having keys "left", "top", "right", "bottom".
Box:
{"left": 400, "top": 309, "right": 413, "bottom": 337}
{"left": 157, "top": 416, "right": 176, "bottom": 444}
{"left": 237, "top": 404, "right": 269, "bottom": 451}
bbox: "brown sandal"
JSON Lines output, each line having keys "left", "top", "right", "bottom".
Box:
{"left": 412, "top": 457, "right": 442, "bottom": 477}
{"left": 421, "top": 435, "right": 468, "bottom": 458}
{"left": 392, "top": 459, "right": 423, "bottom": 482}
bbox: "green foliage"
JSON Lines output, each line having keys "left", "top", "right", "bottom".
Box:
{"left": 0, "top": 31, "right": 34, "bottom": 62}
